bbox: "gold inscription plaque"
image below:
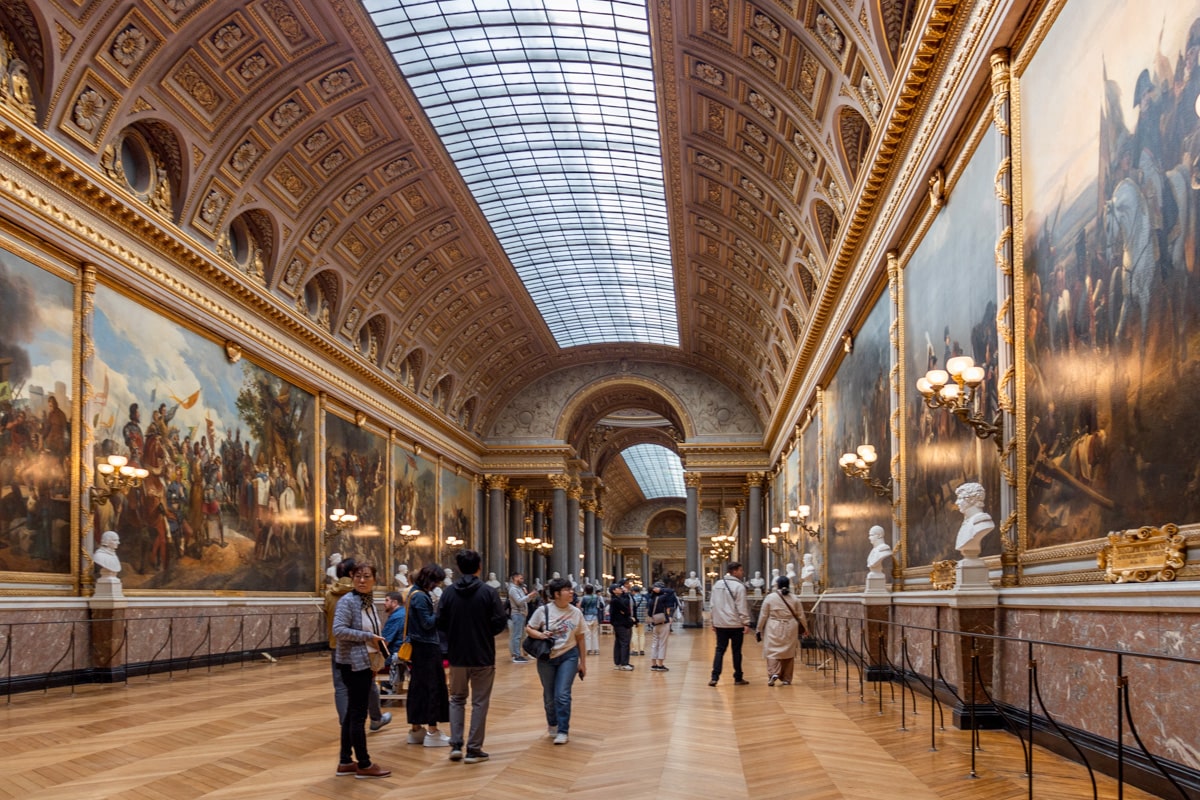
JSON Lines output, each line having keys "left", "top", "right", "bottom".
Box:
{"left": 929, "top": 560, "right": 957, "bottom": 591}
{"left": 1098, "top": 524, "right": 1185, "bottom": 583}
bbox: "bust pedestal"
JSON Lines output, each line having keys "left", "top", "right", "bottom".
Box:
{"left": 863, "top": 573, "right": 890, "bottom": 594}
{"left": 799, "top": 581, "right": 816, "bottom": 598}
{"left": 682, "top": 596, "right": 703, "bottom": 628}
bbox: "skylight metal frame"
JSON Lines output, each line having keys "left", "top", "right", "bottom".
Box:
{"left": 622, "top": 443, "right": 685, "bottom": 499}
{"left": 364, "top": 0, "right": 678, "bottom": 348}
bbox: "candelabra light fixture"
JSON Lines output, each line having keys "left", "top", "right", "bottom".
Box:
{"left": 708, "top": 532, "right": 736, "bottom": 562}
{"left": 762, "top": 528, "right": 785, "bottom": 557}
{"left": 917, "top": 355, "right": 1003, "bottom": 450}
{"left": 839, "top": 444, "right": 894, "bottom": 499}
{"left": 325, "top": 508, "right": 358, "bottom": 542}
{"left": 536, "top": 540, "right": 554, "bottom": 560}
{"left": 788, "top": 505, "right": 821, "bottom": 539}
{"left": 394, "top": 523, "right": 420, "bottom": 553}
{"left": 90, "top": 455, "right": 149, "bottom": 513}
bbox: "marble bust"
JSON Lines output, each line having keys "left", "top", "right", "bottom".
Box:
{"left": 954, "top": 482, "right": 995, "bottom": 561}
{"left": 749, "top": 570, "right": 765, "bottom": 596}
{"left": 866, "top": 525, "right": 893, "bottom": 579}
{"left": 444, "top": 568, "right": 455, "bottom": 586}
{"left": 326, "top": 552, "right": 342, "bottom": 583}
{"left": 785, "top": 562, "right": 797, "bottom": 583}
{"left": 486, "top": 571, "right": 502, "bottom": 589}
{"left": 800, "top": 554, "right": 816, "bottom": 585}
{"left": 395, "top": 563, "right": 410, "bottom": 589}
{"left": 93, "top": 530, "right": 122, "bottom": 576}
{"left": 684, "top": 570, "right": 703, "bottom": 597}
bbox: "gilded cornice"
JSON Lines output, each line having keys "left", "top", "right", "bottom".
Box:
{"left": 770, "top": 0, "right": 971, "bottom": 444}
{"left": 0, "top": 119, "right": 485, "bottom": 468}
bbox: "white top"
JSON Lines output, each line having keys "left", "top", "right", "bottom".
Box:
{"left": 528, "top": 603, "right": 585, "bottom": 658}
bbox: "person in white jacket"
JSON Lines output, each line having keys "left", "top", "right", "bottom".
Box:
{"left": 707, "top": 561, "right": 751, "bottom": 687}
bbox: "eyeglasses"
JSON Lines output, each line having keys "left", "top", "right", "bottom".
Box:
{"left": 352, "top": 573, "right": 374, "bottom": 580}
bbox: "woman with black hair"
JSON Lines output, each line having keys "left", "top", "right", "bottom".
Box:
{"left": 524, "top": 577, "right": 586, "bottom": 745}
{"left": 332, "top": 560, "right": 391, "bottom": 779}
{"left": 755, "top": 575, "right": 808, "bottom": 686}
{"left": 405, "top": 562, "right": 451, "bottom": 747}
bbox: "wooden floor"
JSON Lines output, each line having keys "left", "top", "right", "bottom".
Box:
{"left": 0, "top": 628, "right": 1165, "bottom": 800}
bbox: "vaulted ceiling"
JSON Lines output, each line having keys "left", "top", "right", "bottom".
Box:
{"left": 1, "top": 0, "right": 919, "bottom": 442}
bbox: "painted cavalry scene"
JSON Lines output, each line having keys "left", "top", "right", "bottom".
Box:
{"left": 92, "top": 287, "right": 316, "bottom": 591}
{"left": 1023, "top": 2, "right": 1200, "bottom": 549}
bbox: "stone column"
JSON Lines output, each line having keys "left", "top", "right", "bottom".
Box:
{"left": 684, "top": 471, "right": 702, "bottom": 580}
{"left": 736, "top": 499, "right": 747, "bottom": 570}
{"left": 507, "top": 486, "right": 526, "bottom": 581}
{"left": 485, "top": 475, "right": 508, "bottom": 581}
{"left": 582, "top": 499, "right": 597, "bottom": 587}
{"left": 549, "top": 474, "right": 570, "bottom": 578}
{"left": 641, "top": 548, "right": 650, "bottom": 589}
{"left": 566, "top": 482, "right": 582, "bottom": 584}
{"left": 746, "top": 472, "right": 764, "bottom": 578}
{"left": 473, "top": 475, "right": 486, "bottom": 553}
{"left": 532, "top": 501, "right": 547, "bottom": 584}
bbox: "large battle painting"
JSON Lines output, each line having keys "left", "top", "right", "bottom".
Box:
{"left": 439, "top": 464, "right": 472, "bottom": 555}
{"left": 392, "top": 446, "right": 436, "bottom": 577}
{"left": 1021, "top": 0, "right": 1200, "bottom": 549}
{"left": 324, "top": 414, "right": 386, "bottom": 571}
{"left": 905, "top": 127, "right": 1003, "bottom": 567}
{"left": 93, "top": 286, "right": 316, "bottom": 591}
{"left": 0, "top": 248, "right": 74, "bottom": 575}
{"left": 824, "top": 292, "right": 893, "bottom": 589}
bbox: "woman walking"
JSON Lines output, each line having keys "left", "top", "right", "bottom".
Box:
{"left": 756, "top": 575, "right": 808, "bottom": 685}
{"left": 646, "top": 581, "right": 678, "bottom": 672}
{"left": 404, "top": 563, "right": 451, "bottom": 747}
{"left": 579, "top": 584, "right": 602, "bottom": 655}
{"left": 525, "top": 577, "right": 587, "bottom": 744}
{"left": 332, "top": 561, "right": 391, "bottom": 779}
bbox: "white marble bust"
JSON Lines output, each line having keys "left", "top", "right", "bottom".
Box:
{"left": 866, "top": 525, "right": 893, "bottom": 579}
{"left": 954, "top": 482, "right": 995, "bottom": 560}
{"left": 551, "top": 571, "right": 561, "bottom": 580}
{"left": 684, "top": 570, "right": 702, "bottom": 597}
{"left": 326, "top": 552, "right": 342, "bottom": 583}
{"left": 395, "top": 563, "right": 410, "bottom": 589}
{"left": 444, "top": 568, "right": 455, "bottom": 586}
{"left": 800, "top": 553, "right": 816, "bottom": 584}
{"left": 93, "top": 530, "right": 122, "bottom": 576}
{"left": 567, "top": 572, "right": 578, "bottom": 588}
{"left": 770, "top": 568, "right": 780, "bottom": 584}
{"left": 486, "top": 571, "right": 502, "bottom": 589}
{"left": 749, "top": 570, "right": 765, "bottom": 589}
{"left": 785, "top": 562, "right": 797, "bottom": 582}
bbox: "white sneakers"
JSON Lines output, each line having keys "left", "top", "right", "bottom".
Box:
{"left": 553, "top": 733, "right": 569, "bottom": 745}
{"left": 424, "top": 731, "right": 450, "bottom": 747}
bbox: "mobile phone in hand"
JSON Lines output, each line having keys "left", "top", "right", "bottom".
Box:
{"left": 577, "top": 671, "right": 584, "bottom": 681}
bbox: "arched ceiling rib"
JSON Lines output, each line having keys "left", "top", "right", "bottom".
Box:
{"left": 18, "top": 0, "right": 902, "bottom": 439}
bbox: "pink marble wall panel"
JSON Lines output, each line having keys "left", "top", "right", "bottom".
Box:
{"left": 0, "top": 608, "right": 89, "bottom": 678}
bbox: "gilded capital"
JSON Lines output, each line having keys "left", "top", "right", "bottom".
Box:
{"left": 582, "top": 499, "right": 597, "bottom": 513}
{"left": 533, "top": 500, "right": 548, "bottom": 513}
{"left": 886, "top": 249, "right": 900, "bottom": 281}
{"left": 567, "top": 483, "right": 583, "bottom": 501}
{"left": 509, "top": 486, "right": 528, "bottom": 502}
{"left": 745, "top": 471, "right": 765, "bottom": 488}
{"left": 683, "top": 471, "right": 704, "bottom": 488}
{"left": 485, "top": 474, "right": 509, "bottom": 492}
{"left": 990, "top": 48, "right": 1011, "bottom": 95}
{"left": 548, "top": 473, "right": 571, "bottom": 491}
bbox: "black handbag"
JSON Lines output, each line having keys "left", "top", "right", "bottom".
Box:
{"left": 522, "top": 609, "right": 555, "bottom": 660}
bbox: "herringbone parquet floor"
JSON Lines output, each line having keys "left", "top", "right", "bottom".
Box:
{"left": 0, "top": 628, "right": 1164, "bottom": 799}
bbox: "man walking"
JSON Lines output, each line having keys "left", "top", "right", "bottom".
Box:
{"left": 506, "top": 570, "right": 531, "bottom": 662}
{"left": 436, "top": 549, "right": 509, "bottom": 763}
{"left": 708, "top": 561, "right": 751, "bottom": 687}
{"left": 608, "top": 580, "right": 635, "bottom": 670}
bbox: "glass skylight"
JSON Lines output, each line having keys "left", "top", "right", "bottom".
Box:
{"left": 621, "top": 443, "right": 684, "bottom": 499}
{"left": 364, "top": 0, "right": 679, "bottom": 348}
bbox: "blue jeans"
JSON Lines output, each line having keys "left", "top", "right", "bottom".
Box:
{"left": 537, "top": 647, "right": 580, "bottom": 734}
{"left": 509, "top": 612, "right": 527, "bottom": 657}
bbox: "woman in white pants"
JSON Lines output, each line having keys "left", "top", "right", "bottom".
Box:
{"left": 646, "top": 582, "right": 678, "bottom": 672}
{"left": 579, "top": 584, "right": 602, "bottom": 655}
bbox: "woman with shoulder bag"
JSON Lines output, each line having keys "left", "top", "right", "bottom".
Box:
{"left": 332, "top": 561, "right": 391, "bottom": 779}
{"left": 647, "top": 581, "right": 678, "bottom": 672}
{"left": 579, "top": 584, "right": 602, "bottom": 655}
{"left": 755, "top": 575, "right": 808, "bottom": 686}
{"left": 404, "top": 563, "right": 451, "bottom": 747}
{"left": 525, "top": 577, "right": 586, "bottom": 745}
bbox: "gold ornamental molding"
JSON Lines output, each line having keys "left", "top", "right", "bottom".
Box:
{"left": 1098, "top": 525, "right": 1186, "bottom": 584}
{"left": 929, "top": 560, "right": 957, "bottom": 590}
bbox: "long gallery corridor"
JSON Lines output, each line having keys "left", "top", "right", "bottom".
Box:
{"left": 0, "top": 629, "right": 1158, "bottom": 800}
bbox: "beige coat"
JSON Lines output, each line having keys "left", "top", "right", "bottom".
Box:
{"left": 755, "top": 591, "right": 807, "bottom": 660}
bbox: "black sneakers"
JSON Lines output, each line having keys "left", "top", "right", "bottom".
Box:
{"left": 464, "top": 750, "right": 490, "bottom": 764}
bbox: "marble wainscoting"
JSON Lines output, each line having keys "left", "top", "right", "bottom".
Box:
{"left": 996, "top": 584, "right": 1200, "bottom": 773}
{"left": 0, "top": 599, "right": 90, "bottom": 678}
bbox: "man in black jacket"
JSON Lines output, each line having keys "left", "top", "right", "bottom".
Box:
{"left": 436, "top": 549, "right": 508, "bottom": 764}
{"left": 608, "top": 580, "right": 635, "bottom": 670}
